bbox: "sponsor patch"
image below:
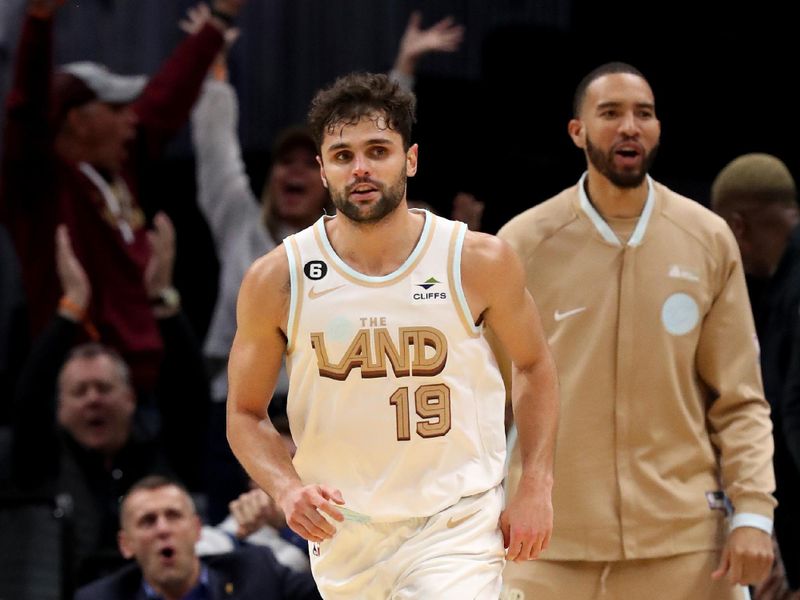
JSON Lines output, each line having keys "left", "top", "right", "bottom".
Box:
{"left": 411, "top": 275, "right": 448, "bottom": 304}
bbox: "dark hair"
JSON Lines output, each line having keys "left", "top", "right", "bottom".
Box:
{"left": 271, "top": 125, "right": 317, "bottom": 163}
{"left": 307, "top": 72, "right": 416, "bottom": 151}
{"left": 120, "top": 475, "right": 194, "bottom": 525}
{"left": 572, "top": 62, "right": 647, "bottom": 117}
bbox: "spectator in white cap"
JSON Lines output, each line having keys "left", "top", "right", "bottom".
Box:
{"left": 60, "top": 62, "right": 147, "bottom": 104}
{"left": 0, "top": 0, "right": 244, "bottom": 393}
{"left": 49, "top": 62, "right": 146, "bottom": 179}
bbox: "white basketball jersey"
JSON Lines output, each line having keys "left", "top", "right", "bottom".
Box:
{"left": 283, "top": 210, "right": 506, "bottom": 521}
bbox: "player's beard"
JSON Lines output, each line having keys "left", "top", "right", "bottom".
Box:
{"left": 330, "top": 166, "right": 407, "bottom": 224}
{"left": 586, "top": 135, "right": 658, "bottom": 189}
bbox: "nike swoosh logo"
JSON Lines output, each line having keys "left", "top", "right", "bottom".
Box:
{"left": 308, "top": 284, "right": 345, "bottom": 300}
{"left": 554, "top": 307, "right": 586, "bottom": 322}
{"left": 446, "top": 509, "right": 480, "bottom": 529}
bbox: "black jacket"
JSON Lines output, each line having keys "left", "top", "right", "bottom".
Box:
{"left": 74, "top": 546, "right": 321, "bottom": 600}
{"left": 748, "top": 224, "right": 800, "bottom": 590}
{"left": 11, "top": 313, "right": 210, "bottom": 586}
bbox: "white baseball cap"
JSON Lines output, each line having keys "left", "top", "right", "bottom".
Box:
{"left": 59, "top": 61, "right": 147, "bottom": 105}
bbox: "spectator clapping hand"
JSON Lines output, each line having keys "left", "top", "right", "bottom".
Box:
{"left": 393, "top": 11, "right": 465, "bottom": 77}
{"left": 174, "top": 1, "right": 245, "bottom": 35}
{"left": 180, "top": 3, "right": 241, "bottom": 46}
{"left": 55, "top": 225, "right": 90, "bottom": 318}
{"left": 144, "top": 212, "right": 181, "bottom": 318}
{"left": 230, "top": 487, "right": 286, "bottom": 540}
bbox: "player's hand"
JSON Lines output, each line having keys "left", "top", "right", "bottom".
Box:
{"left": 500, "top": 477, "right": 553, "bottom": 562}
{"left": 279, "top": 484, "right": 345, "bottom": 543}
{"left": 711, "top": 526, "right": 773, "bottom": 585}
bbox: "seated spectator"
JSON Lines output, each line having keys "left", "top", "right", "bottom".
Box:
{"left": 197, "top": 430, "right": 309, "bottom": 573}
{"left": 0, "top": 0, "right": 242, "bottom": 391}
{"left": 75, "top": 475, "right": 320, "bottom": 600}
{"left": 11, "top": 218, "right": 209, "bottom": 587}
{"left": 198, "top": 485, "right": 310, "bottom": 574}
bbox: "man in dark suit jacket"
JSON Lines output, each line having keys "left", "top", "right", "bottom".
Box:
{"left": 75, "top": 475, "right": 321, "bottom": 600}
{"left": 712, "top": 153, "right": 800, "bottom": 592}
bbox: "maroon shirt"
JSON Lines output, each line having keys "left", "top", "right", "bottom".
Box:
{"left": 1, "top": 14, "right": 223, "bottom": 389}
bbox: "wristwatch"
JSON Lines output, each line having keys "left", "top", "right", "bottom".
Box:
{"left": 151, "top": 286, "right": 181, "bottom": 310}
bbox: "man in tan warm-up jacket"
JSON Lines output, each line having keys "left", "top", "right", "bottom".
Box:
{"left": 499, "top": 62, "right": 776, "bottom": 600}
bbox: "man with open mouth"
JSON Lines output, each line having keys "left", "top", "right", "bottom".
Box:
{"left": 75, "top": 475, "right": 320, "bottom": 599}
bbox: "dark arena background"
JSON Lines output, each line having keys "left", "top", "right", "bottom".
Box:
{"left": 1, "top": 0, "right": 793, "bottom": 339}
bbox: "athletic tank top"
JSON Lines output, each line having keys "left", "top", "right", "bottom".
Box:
{"left": 284, "top": 210, "right": 506, "bottom": 521}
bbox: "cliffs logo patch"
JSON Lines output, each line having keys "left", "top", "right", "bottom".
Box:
{"left": 417, "top": 277, "right": 440, "bottom": 290}
{"left": 413, "top": 277, "right": 447, "bottom": 301}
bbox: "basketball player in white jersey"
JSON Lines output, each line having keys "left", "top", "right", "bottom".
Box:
{"left": 226, "top": 72, "right": 559, "bottom": 599}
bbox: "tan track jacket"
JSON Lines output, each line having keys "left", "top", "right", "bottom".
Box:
{"left": 499, "top": 176, "right": 775, "bottom": 560}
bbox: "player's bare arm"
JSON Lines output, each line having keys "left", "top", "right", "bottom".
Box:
{"left": 227, "top": 244, "right": 344, "bottom": 542}
{"left": 462, "top": 232, "right": 559, "bottom": 562}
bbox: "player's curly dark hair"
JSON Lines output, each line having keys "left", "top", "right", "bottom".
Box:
{"left": 307, "top": 72, "right": 417, "bottom": 151}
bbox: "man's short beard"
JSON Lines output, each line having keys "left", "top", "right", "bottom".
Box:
{"left": 586, "top": 136, "right": 658, "bottom": 189}
{"left": 331, "top": 168, "right": 407, "bottom": 224}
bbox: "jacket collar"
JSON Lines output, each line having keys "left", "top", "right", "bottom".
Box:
{"left": 577, "top": 172, "right": 655, "bottom": 247}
